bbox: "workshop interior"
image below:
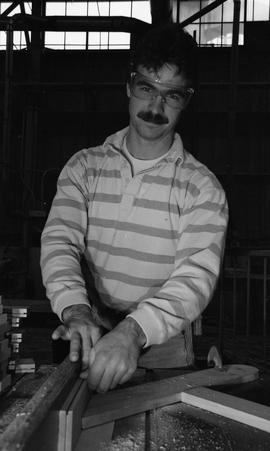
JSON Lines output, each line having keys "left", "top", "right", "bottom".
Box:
{"left": 1, "top": 1, "right": 270, "bottom": 450}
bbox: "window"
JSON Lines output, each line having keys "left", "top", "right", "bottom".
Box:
{"left": 179, "top": 0, "right": 270, "bottom": 47}
{"left": 45, "top": 1, "right": 151, "bottom": 50}
{"left": 0, "top": 2, "right": 32, "bottom": 50}
{"left": 0, "top": 1, "right": 270, "bottom": 50}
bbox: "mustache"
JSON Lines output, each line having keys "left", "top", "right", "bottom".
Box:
{"left": 137, "top": 111, "right": 169, "bottom": 125}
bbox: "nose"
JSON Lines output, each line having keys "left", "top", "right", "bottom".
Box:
{"left": 149, "top": 93, "right": 165, "bottom": 113}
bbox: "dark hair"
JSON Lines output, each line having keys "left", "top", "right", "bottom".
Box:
{"left": 130, "top": 23, "right": 198, "bottom": 86}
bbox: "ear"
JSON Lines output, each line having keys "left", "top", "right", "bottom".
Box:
{"left": 126, "top": 82, "right": 131, "bottom": 98}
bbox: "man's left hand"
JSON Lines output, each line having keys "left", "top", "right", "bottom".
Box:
{"left": 86, "top": 317, "right": 146, "bottom": 393}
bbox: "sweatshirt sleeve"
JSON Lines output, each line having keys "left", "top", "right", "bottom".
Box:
{"left": 40, "top": 153, "right": 91, "bottom": 320}
{"left": 127, "top": 183, "right": 228, "bottom": 347}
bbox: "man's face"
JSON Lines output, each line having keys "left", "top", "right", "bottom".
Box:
{"left": 127, "top": 63, "right": 191, "bottom": 143}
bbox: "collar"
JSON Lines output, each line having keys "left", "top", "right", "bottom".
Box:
{"left": 104, "top": 127, "right": 184, "bottom": 166}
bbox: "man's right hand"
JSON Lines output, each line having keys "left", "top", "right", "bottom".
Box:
{"left": 52, "top": 304, "right": 102, "bottom": 376}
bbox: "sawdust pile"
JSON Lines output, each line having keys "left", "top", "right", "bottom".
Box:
{"left": 99, "top": 405, "right": 231, "bottom": 451}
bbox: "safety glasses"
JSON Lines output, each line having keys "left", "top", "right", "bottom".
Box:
{"left": 130, "top": 71, "right": 194, "bottom": 109}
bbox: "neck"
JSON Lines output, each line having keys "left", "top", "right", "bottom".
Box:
{"left": 126, "top": 128, "right": 174, "bottom": 160}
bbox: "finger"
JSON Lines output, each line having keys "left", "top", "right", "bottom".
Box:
{"left": 52, "top": 325, "right": 69, "bottom": 341}
{"left": 118, "top": 367, "right": 135, "bottom": 386}
{"left": 98, "top": 366, "right": 121, "bottom": 393}
{"left": 81, "top": 333, "right": 92, "bottom": 370}
{"left": 87, "top": 357, "right": 105, "bottom": 392}
{"left": 109, "top": 368, "right": 126, "bottom": 390}
{"left": 69, "top": 331, "right": 81, "bottom": 362}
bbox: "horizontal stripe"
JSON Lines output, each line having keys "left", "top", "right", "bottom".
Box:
{"left": 47, "top": 268, "right": 83, "bottom": 283}
{"left": 182, "top": 163, "right": 222, "bottom": 189}
{"left": 41, "top": 248, "right": 79, "bottom": 268}
{"left": 133, "top": 198, "right": 179, "bottom": 214}
{"left": 53, "top": 198, "right": 86, "bottom": 210}
{"left": 175, "top": 243, "right": 221, "bottom": 261}
{"left": 95, "top": 265, "right": 165, "bottom": 288}
{"left": 183, "top": 224, "right": 226, "bottom": 234}
{"left": 86, "top": 168, "right": 121, "bottom": 179}
{"left": 86, "top": 240, "right": 175, "bottom": 264}
{"left": 145, "top": 301, "right": 184, "bottom": 319}
{"left": 45, "top": 218, "right": 85, "bottom": 235}
{"left": 142, "top": 174, "right": 200, "bottom": 197}
{"left": 88, "top": 193, "right": 122, "bottom": 203}
{"left": 182, "top": 200, "right": 227, "bottom": 216}
{"left": 90, "top": 217, "right": 178, "bottom": 239}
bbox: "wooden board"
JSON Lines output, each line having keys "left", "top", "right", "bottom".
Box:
{"left": 82, "top": 364, "right": 259, "bottom": 429}
{"left": 0, "top": 356, "right": 80, "bottom": 451}
{"left": 181, "top": 387, "right": 270, "bottom": 433}
{"left": 75, "top": 422, "right": 115, "bottom": 451}
{"left": 65, "top": 380, "right": 91, "bottom": 451}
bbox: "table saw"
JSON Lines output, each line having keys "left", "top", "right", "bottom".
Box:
{"left": 1, "top": 355, "right": 270, "bottom": 451}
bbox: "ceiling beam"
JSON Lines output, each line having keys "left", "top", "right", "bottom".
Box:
{"left": 0, "top": 14, "right": 150, "bottom": 33}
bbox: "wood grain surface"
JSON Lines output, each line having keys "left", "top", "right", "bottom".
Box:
{"left": 82, "top": 364, "right": 259, "bottom": 429}
{"left": 181, "top": 387, "right": 270, "bottom": 433}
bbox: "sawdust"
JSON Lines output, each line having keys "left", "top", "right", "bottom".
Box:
{"left": 0, "top": 364, "right": 56, "bottom": 434}
{"left": 98, "top": 405, "right": 231, "bottom": 451}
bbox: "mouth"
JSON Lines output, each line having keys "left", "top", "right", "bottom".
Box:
{"left": 137, "top": 111, "right": 169, "bottom": 125}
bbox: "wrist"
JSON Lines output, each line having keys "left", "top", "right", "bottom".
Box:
{"left": 119, "top": 317, "right": 146, "bottom": 348}
{"left": 62, "top": 304, "right": 92, "bottom": 322}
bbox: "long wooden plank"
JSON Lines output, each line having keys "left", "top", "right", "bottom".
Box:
{"left": 82, "top": 364, "right": 259, "bottom": 429}
{"left": 181, "top": 387, "right": 270, "bottom": 433}
{"left": 0, "top": 356, "right": 80, "bottom": 451}
{"left": 65, "top": 380, "right": 91, "bottom": 451}
{"left": 75, "top": 423, "right": 115, "bottom": 451}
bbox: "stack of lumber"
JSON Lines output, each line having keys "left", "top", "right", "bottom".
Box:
{"left": 0, "top": 296, "right": 11, "bottom": 392}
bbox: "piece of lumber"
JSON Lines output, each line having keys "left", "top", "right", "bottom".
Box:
{"left": 0, "top": 356, "right": 80, "bottom": 451}
{"left": 75, "top": 422, "right": 115, "bottom": 451}
{"left": 180, "top": 387, "right": 270, "bottom": 433}
{"left": 65, "top": 380, "right": 91, "bottom": 451}
{"left": 82, "top": 364, "right": 259, "bottom": 429}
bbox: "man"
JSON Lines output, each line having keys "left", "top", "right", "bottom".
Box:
{"left": 40, "top": 23, "right": 228, "bottom": 393}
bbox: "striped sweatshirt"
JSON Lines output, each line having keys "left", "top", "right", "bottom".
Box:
{"left": 40, "top": 127, "right": 228, "bottom": 347}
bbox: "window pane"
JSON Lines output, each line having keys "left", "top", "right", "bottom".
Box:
{"left": 179, "top": 1, "right": 200, "bottom": 23}
{"left": 222, "top": 23, "right": 233, "bottom": 46}
{"left": 110, "top": 2, "right": 131, "bottom": 16}
{"left": 223, "top": 0, "right": 234, "bottom": 22}
{"left": 109, "top": 31, "right": 130, "bottom": 47}
{"left": 66, "top": 2, "right": 87, "bottom": 16}
{"left": 1, "top": 2, "right": 20, "bottom": 16}
{"left": 65, "top": 32, "right": 86, "bottom": 47}
{"left": 200, "top": 23, "right": 222, "bottom": 46}
{"left": 0, "top": 31, "right": 7, "bottom": 47}
{"left": 46, "top": 2, "right": 66, "bottom": 15}
{"left": 45, "top": 31, "right": 65, "bottom": 47}
{"left": 254, "top": 0, "right": 270, "bottom": 20}
{"left": 201, "top": 4, "right": 222, "bottom": 23}
{"left": 88, "top": 2, "right": 110, "bottom": 16}
{"left": 132, "top": 1, "right": 151, "bottom": 23}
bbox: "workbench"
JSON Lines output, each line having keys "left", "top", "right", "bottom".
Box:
{"left": 1, "top": 357, "right": 270, "bottom": 451}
